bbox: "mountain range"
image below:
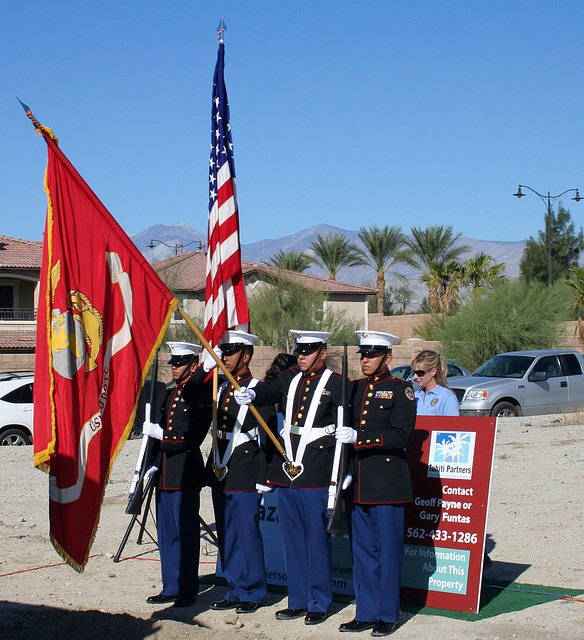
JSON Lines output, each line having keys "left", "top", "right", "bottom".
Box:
{"left": 131, "top": 223, "right": 526, "bottom": 310}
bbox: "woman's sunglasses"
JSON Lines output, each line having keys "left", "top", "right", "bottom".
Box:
{"left": 413, "top": 369, "right": 430, "bottom": 377}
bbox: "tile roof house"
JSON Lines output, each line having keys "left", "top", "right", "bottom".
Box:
{"left": 0, "top": 235, "right": 43, "bottom": 371}
{"left": 151, "top": 250, "right": 376, "bottom": 331}
{"left": 0, "top": 239, "right": 376, "bottom": 370}
{"left": 0, "top": 235, "right": 42, "bottom": 358}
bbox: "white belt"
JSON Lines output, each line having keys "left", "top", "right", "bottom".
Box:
{"left": 289, "top": 423, "right": 335, "bottom": 443}
{"left": 217, "top": 428, "right": 258, "bottom": 441}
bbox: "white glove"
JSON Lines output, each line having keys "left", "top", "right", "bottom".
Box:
{"left": 342, "top": 474, "right": 353, "bottom": 490}
{"left": 234, "top": 387, "right": 256, "bottom": 405}
{"left": 144, "top": 465, "right": 158, "bottom": 481}
{"left": 142, "top": 421, "right": 163, "bottom": 440}
{"left": 256, "top": 483, "right": 273, "bottom": 495}
{"left": 203, "top": 346, "right": 223, "bottom": 372}
{"left": 335, "top": 426, "right": 357, "bottom": 444}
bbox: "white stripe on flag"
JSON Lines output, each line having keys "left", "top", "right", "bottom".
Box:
{"left": 218, "top": 195, "right": 236, "bottom": 226}
{"left": 217, "top": 162, "right": 231, "bottom": 190}
{"left": 218, "top": 231, "right": 239, "bottom": 262}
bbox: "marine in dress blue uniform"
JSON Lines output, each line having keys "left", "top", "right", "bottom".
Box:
{"left": 336, "top": 331, "right": 416, "bottom": 637}
{"left": 143, "top": 342, "right": 211, "bottom": 608}
{"left": 234, "top": 330, "right": 342, "bottom": 625}
{"left": 206, "top": 330, "right": 277, "bottom": 614}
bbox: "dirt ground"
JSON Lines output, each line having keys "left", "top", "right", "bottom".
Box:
{"left": 1, "top": 414, "right": 583, "bottom": 640}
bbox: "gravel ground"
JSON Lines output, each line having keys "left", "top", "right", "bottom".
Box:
{"left": 1, "top": 414, "right": 583, "bottom": 640}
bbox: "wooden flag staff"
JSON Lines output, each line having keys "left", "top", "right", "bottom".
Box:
{"left": 178, "top": 307, "right": 302, "bottom": 478}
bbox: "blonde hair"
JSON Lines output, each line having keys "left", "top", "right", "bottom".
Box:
{"left": 411, "top": 350, "right": 450, "bottom": 388}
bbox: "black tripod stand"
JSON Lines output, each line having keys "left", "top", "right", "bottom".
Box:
{"left": 113, "top": 476, "right": 219, "bottom": 563}
{"left": 113, "top": 473, "right": 157, "bottom": 562}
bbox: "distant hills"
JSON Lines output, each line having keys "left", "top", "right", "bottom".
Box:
{"left": 131, "top": 223, "right": 526, "bottom": 310}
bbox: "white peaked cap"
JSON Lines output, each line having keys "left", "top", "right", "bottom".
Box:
{"left": 290, "top": 329, "right": 333, "bottom": 344}
{"left": 354, "top": 330, "right": 401, "bottom": 348}
{"left": 166, "top": 341, "right": 202, "bottom": 356}
{"left": 220, "top": 329, "right": 259, "bottom": 346}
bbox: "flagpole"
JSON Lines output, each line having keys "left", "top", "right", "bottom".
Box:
{"left": 210, "top": 15, "right": 226, "bottom": 476}
{"left": 212, "top": 367, "right": 219, "bottom": 467}
{"left": 179, "top": 307, "right": 293, "bottom": 465}
{"left": 199, "top": 25, "right": 300, "bottom": 476}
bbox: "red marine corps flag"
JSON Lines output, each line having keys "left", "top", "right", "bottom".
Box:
{"left": 23, "top": 104, "right": 178, "bottom": 571}
{"left": 204, "top": 21, "right": 249, "bottom": 345}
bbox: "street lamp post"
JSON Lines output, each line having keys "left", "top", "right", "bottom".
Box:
{"left": 513, "top": 185, "right": 582, "bottom": 287}
{"left": 148, "top": 239, "right": 205, "bottom": 255}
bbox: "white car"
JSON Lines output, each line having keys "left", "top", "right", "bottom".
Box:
{"left": 0, "top": 373, "right": 34, "bottom": 445}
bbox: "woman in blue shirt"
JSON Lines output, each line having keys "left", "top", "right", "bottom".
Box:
{"left": 411, "top": 350, "right": 459, "bottom": 416}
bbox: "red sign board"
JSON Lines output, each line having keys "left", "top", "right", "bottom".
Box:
{"left": 401, "top": 416, "right": 497, "bottom": 613}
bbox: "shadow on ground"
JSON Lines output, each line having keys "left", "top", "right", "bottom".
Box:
{"left": 0, "top": 600, "right": 210, "bottom": 640}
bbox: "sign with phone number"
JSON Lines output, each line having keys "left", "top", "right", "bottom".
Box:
{"left": 401, "top": 416, "right": 497, "bottom": 613}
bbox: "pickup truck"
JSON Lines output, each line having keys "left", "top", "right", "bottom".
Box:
{"left": 448, "top": 349, "right": 584, "bottom": 417}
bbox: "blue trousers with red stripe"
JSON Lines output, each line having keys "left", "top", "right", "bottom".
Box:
{"left": 276, "top": 486, "right": 332, "bottom": 613}
{"left": 212, "top": 489, "right": 267, "bottom": 604}
{"left": 346, "top": 502, "right": 404, "bottom": 623}
{"left": 156, "top": 488, "right": 200, "bottom": 597}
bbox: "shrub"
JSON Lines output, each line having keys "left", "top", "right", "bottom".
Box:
{"left": 416, "top": 280, "right": 563, "bottom": 370}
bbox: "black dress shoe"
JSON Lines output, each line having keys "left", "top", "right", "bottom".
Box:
{"left": 371, "top": 621, "right": 400, "bottom": 636}
{"left": 304, "top": 611, "right": 329, "bottom": 625}
{"left": 275, "top": 608, "right": 308, "bottom": 620}
{"left": 211, "top": 598, "right": 239, "bottom": 610}
{"left": 235, "top": 601, "right": 261, "bottom": 613}
{"left": 147, "top": 593, "right": 177, "bottom": 604}
{"left": 339, "top": 619, "right": 376, "bottom": 632}
{"left": 173, "top": 594, "right": 197, "bottom": 608}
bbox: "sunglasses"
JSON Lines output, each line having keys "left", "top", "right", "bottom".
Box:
{"left": 413, "top": 369, "right": 431, "bottom": 377}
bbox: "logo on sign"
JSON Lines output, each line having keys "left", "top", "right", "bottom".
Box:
{"left": 427, "top": 431, "right": 476, "bottom": 479}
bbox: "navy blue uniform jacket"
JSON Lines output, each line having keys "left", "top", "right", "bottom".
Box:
{"left": 151, "top": 367, "right": 212, "bottom": 490}
{"left": 205, "top": 369, "right": 277, "bottom": 491}
{"left": 343, "top": 370, "right": 416, "bottom": 504}
{"left": 252, "top": 364, "right": 342, "bottom": 489}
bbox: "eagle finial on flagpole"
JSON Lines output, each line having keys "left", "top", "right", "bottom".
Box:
{"left": 217, "top": 17, "right": 227, "bottom": 43}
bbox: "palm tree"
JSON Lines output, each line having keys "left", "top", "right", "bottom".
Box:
{"left": 461, "top": 252, "right": 506, "bottom": 298}
{"left": 441, "top": 261, "right": 464, "bottom": 314}
{"left": 420, "top": 266, "right": 441, "bottom": 313}
{"left": 405, "top": 225, "right": 470, "bottom": 311}
{"left": 357, "top": 225, "right": 408, "bottom": 313}
{"left": 309, "top": 233, "right": 364, "bottom": 280}
{"left": 422, "top": 260, "right": 463, "bottom": 314}
{"left": 264, "top": 249, "right": 312, "bottom": 273}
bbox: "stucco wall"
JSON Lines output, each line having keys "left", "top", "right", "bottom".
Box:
{"left": 0, "top": 353, "right": 35, "bottom": 373}
{"left": 367, "top": 312, "right": 436, "bottom": 340}
{"left": 325, "top": 297, "right": 369, "bottom": 327}
{"left": 3, "top": 320, "right": 583, "bottom": 379}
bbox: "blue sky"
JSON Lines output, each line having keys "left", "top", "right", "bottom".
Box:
{"left": 2, "top": 1, "right": 584, "bottom": 246}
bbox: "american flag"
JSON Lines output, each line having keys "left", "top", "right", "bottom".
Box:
{"left": 204, "top": 38, "right": 249, "bottom": 346}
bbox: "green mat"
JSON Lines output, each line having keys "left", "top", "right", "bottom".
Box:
{"left": 200, "top": 575, "right": 583, "bottom": 620}
{"left": 402, "top": 580, "right": 583, "bottom": 620}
